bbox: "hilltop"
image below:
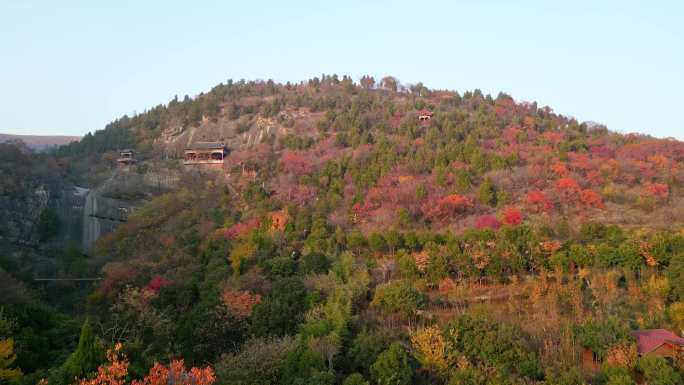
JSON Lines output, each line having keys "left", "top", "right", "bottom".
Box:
{"left": 58, "top": 75, "right": 684, "bottom": 232}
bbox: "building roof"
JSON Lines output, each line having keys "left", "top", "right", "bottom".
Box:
{"left": 119, "top": 149, "right": 134, "bottom": 153}
{"left": 185, "top": 141, "right": 226, "bottom": 150}
{"left": 418, "top": 109, "right": 433, "bottom": 116}
{"left": 632, "top": 329, "right": 684, "bottom": 354}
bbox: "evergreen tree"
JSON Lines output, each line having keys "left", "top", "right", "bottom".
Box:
{"left": 477, "top": 178, "right": 497, "bottom": 207}
{"left": 50, "top": 318, "right": 104, "bottom": 385}
{"left": 370, "top": 343, "right": 412, "bottom": 385}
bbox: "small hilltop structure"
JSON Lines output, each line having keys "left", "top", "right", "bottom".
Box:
{"left": 418, "top": 109, "right": 433, "bottom": 122}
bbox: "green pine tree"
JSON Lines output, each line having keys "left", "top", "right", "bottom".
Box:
{"left": 478, "top": 178, "right": 497, "bottom": 207}
{"left": 50, "top": 318, "right": 104, "bottom": 385}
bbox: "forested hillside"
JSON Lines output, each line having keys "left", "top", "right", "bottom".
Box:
{"left": 2, "top": 76, "right": 684, "bottom": 385}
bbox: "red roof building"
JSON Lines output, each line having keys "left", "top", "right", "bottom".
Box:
{"left": 632, "top": 329, "right": 684, "bottom": 362}
{"left": 183, "top": 141, "right": 228, "bottom": 166}
{"left": 418, "top": 109, "right": 433, "bottom": 122}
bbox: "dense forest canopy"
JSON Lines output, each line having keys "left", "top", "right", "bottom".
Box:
{"left": 2, "top": 75, "right": 684, "bottom": 385}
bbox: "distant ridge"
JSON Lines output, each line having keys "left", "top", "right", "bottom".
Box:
{"left": 0, "top": 132, "right": 80, "bottom": 151}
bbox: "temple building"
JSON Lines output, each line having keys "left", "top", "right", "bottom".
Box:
{"left": 184, "top": 142, "right": 228, "bottom": 165}
{"left": 117, "top": 149, "right": 137, "bottom": 166}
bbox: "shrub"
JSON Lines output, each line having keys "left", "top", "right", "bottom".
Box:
{"left": 342, "top": 373, "right": 369, "bottom": 385}
{"left": 444, "top": 315, "right": 542, "bottom": 380}
{"left": 370, "top": 343, "right": 412, "bottom": 385}
{"left": 636, "top": 356, "right": 682, "bottom": 385}
{"left": 216, "top": 337, "right": 295, "bottom": 385}
{"left": 573, "top": 318, "right": 632, "bottom": 361}
{"left": 600, "top": 366, "right": 635, "bottom": 385}
{"left": 371, "top": 281, "right": 426, "bottom": 316}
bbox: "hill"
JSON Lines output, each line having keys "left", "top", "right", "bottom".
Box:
{"left": 0, "top": 133, "right": 80, "bottom": 151}
{"left": 2, "top": 76, "right": 684, "bottom": 385}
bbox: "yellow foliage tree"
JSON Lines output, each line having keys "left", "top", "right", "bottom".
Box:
{"left": 667, "top": 302, "right": 684, "bottom": 334}
{"left": 0, "top": 338, "right": 22, "bottom": 382}
{"left": 409, "top": 326, "right": 455, "bottom": 377}
{"left": 604, "top": 342, "right": 638, "bottom": 369}
{"left": 229, "top": 241, "right": 255, "bottom": 275}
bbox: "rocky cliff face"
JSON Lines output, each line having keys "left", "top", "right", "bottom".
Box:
{"left": 154, "top": 108, "right": 318, "bottom": 156}
{"left": 0, "top": 185, "right": 50, "bottom": 248}
{"left": 81, "top": 164, "right": 181, "bottom": 253}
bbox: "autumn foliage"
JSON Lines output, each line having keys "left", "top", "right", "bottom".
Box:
{"left": 221, "top": 287, "right": 262, "bottom": 318}
{"left": 219, "top": 218, "right": 261, "bottom": 240}
{"left": 422, "top": 194, "right": 473, "bottom": 221}
{"left": 79, "top": 343, "right": 215, "bottom": 385}
{"left": 502, "top": 207, "right": 523, "bottom": 225}
{"left": 526, "top": 191, "right": 553, "bottom": 212}
{"left": 646, "top": 183, "right": 669, "bottom": 200}
{"left": 555, "top": 177, "right": 581, "bottom": 195}
{"left": 580, "top": 189, "right": 604, "bottom": 209}
{"left": 145, "top": 276, "right": 170, "bottom": 294}
{"left": 280, "top": 151, "right": 314, "bottom": 176}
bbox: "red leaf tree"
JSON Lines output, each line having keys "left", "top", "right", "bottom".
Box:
{"left": 526, "top": 190, "right": 553, "bottom": 213}
{"left": 501, "top": 207, "right": 523, "bottom": 225}
{"left": 422, "top": 194, "right": 473, "bottom": 221}
{"left": 555, "top": 177, "right": 581, "bottom": 203}
{"left": 145, "top": 276, "right": 170, "bottom": 294}
{"left": 280, "top": 151, "right": 314, "bottom": 176}
{"left": 580, "top": 189, "right": 604, "bottom": 209}
{"left": 646, "top": 183, "right": 669, "bottom": 200}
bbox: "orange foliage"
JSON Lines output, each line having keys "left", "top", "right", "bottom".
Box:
{"left": 221, "top": 287, "right": 262, "bottom": 317}
{"left": 638, "top": 242, "right": 659, "bottom": 267}
{"left": 422, "top": 194, "right": 473, "bottom": 221}
{"left": 647, "top": 154, "right": 668, "bottom": 169}
{"left": 540, "top": 240, "right": 562, "bottom": 254}
{"left": 604, "top": 343, "right": 638, "bottom": 369}
{"left": 414, "top": 251, "right": 429, "bottom": 273}
{"left": 556, "top": 177, "right": 581, "bottom": 192}
{"left": 523, "top": 116, "right": 537, "bottom": 131}
{"left": 550, "top": 161, "right": 569, "bottom": 177}
{"left": 438, "top": 277, "right": 456, "bottom": 294}
{"left": 80, "top": 343, "right": 215, "bottom": 385}
{"left": 218, "top": 218, "right": 261, "bottom": 240}
{"left": 269, "top": 210, "right": 289, "bottom": 232}
{"left": 80, "top": 343, "right": 128, "bottom": 385}
{"left": 580, "top": 190, "right": 604, "bottom": 209}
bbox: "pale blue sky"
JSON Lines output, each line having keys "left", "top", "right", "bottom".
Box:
{"left": 1, "top": 1, "right": 682, "bottom": 139}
